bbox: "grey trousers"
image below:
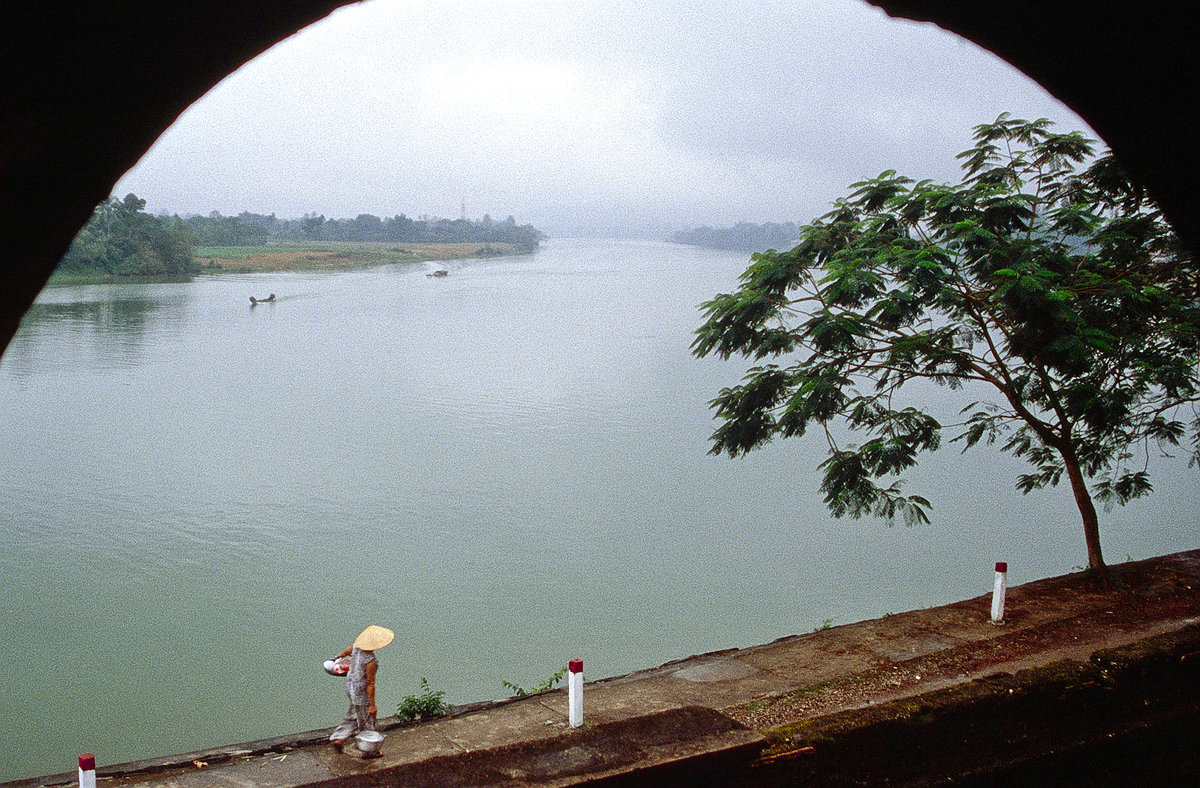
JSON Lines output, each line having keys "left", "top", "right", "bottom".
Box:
{"left": 330, "top": 702, "right": 375, "bottom": 742}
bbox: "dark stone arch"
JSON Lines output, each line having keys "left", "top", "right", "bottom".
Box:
{"left": 873, "top": 1, "right": 1200, "bottom": 263}
{"left": 1, "top": 1, "right": 356, "bottom": 352}
{"left": 3, "top": 0, "right": 1197, "bottom": 353}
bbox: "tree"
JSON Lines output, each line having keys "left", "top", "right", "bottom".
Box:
{"left": 693, "top": 115, "right": 1200, "bottom": 582}
{"left": 58, "top": 193, "right": 196, "bottom": 275}
{"left": 184, "top": 211, "right": 268, "bottom": 246}
{"left": 300, "top": 213, "right": 326, "bottom": 241}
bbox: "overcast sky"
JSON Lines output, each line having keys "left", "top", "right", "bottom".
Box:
{"left": 114, "top": 0, "right": 1092, "bottom": 237}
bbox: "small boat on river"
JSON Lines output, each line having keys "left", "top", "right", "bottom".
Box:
{"left": 249, "top": 293, "right": 276, "bottom": 304}
{"left": 427, "top": 270, "right": 448, "bottom": 277}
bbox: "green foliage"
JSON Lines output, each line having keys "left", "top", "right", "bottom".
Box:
{"left": 57, "top": 194, "right": 198, "bottom": 276}
{"left": 185, "top": 211, "right": 270, "bottom": 246}
{"left": 397, "top": 678, "right": 447, "bottom": 721}
{"left": 502, "top": 665, "right": 568, "bottom": 698}
{"left": 186, "top": 210, "right": 545, "bottom": 250}
{"left": 693, "top": 114, "right": 1200, "bottom": 572}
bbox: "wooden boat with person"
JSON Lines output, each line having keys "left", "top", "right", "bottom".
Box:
{"left": 249, "top": 293, "right": 276, "bottom": 304}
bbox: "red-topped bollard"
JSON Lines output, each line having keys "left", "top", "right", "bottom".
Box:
{"left": 568, "top": 658, "right": 583, "bottom": 728}
{"left": 991, "top": 562, "right": 1008, "bottom": 624}
{"left": 78, "top": 755, "right": 96, "bottom": 788}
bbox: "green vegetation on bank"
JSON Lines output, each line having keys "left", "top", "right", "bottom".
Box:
{"left": 183, "top": 208, "right": 545, "bottom": 251}
{"left": 54, "top": 194, "right": 545, "bottom": 279}
{"left": 501, "top": 665, "right": 568, "bottom": 698}
{"left": 57, "top": 194, "right": 198, "bottom": 277}
{"left": 397, "top": 678, "right": 448, "bottom": 721}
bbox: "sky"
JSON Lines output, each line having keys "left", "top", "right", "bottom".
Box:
{"left": 114, "top": 0, "right": 1093, "bottom": 237}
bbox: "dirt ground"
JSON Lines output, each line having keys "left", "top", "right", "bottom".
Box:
{"left": 724, "top": 553, "right": 1200, "bottom": 732}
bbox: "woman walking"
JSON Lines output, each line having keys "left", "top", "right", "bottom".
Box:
{"left": 329, "top": 625, "right": 394, "bottom": 750}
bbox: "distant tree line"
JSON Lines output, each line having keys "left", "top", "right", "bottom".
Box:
{"left": 56, "top": 194, "right": 546, "bottom": 276}
{"left": 182, "top": 210, "right": 545, "bottom": 251}
{"left": 672, "top": 221, "right": 800, "bottom": 252}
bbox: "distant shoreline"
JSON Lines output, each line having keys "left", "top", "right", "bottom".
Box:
{"left": 48, "top": 241, "right": 525, "bottom": 284}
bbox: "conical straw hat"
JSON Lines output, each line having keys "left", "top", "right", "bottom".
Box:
{"left": 354, "top": 625, "right": 394, "bottom": 651}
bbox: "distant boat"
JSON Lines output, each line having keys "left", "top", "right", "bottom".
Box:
{"left": 426, "top": 270, "right": 448, "bottom": 277}
{"left": 250, "top": 293, "right": 276, "bottom": 304}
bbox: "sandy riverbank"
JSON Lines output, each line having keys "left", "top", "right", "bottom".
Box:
{"left": 195, "top": 241, "right": 520, "bottom": 273}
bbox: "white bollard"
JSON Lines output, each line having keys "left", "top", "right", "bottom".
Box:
{"left": 991, "top": 561, "right": 1008, "bottom": 624}
{"left": 568, "top": 658, "right": 583, "bottom": 728}
{"left": 78, "top": 755, "right": 96, "bottom": 788}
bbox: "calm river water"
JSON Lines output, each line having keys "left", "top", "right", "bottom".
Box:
{"left": 1, "top": 238, "right": 1196, "bottom": 780}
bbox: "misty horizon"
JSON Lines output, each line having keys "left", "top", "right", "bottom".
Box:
{"left": 115, "top": 0, "right": 1094, "bottom": 240}
{"left": 142, "top": 203, "right": 790, "bottom": 240}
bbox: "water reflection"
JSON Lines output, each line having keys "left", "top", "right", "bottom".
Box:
{"left": 1, "top": 286, "right": 189, "bottom": 377}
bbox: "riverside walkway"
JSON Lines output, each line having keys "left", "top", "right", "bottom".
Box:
{"left": 11, "top": 550, "right": 1200, "bottom": 787}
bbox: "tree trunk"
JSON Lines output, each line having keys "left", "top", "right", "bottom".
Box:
{"left": 1060, "top": 445, "right": 1109, "bottom": 585}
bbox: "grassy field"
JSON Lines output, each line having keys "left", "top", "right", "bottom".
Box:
{"left": 195, "top": 241, "right": 518, "bottom": 273}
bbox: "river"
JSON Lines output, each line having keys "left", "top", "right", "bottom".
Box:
{"left": 1, "top": 238, "right": 1195, "bottom": 780}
